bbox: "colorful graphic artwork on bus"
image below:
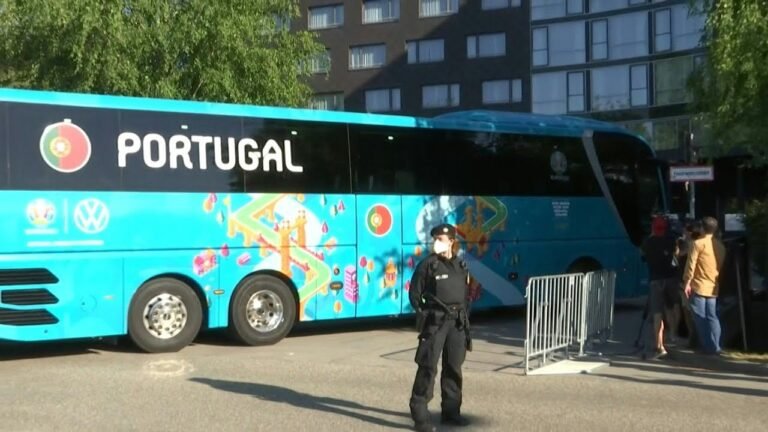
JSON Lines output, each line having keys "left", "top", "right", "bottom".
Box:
{"left": 194, "top": 192, "right": 525, "bottom": 321}
{"left": 8, "top": 189, "right": 629, "bottom": 327}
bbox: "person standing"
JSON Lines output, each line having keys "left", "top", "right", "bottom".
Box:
{"left": 683, "top": 216, "right": 727, "bottom": 355}
{"left": 641, "top": 216, "right": 679, "bottom": 358}
{"left": 408, "top": 223, "right": 473, "bottom": 432}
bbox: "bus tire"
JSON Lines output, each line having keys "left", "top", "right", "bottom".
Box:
{"left": 127, "top": 277, "right": 203, "bottom": 353}
{"left": 229, "top": 274, "right": 296, "bottom": 346}
{"left": 567, "top": 257, "right": 602, "bottom": 274}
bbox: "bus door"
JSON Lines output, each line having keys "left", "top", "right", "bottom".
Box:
{"left": 354, "top": 195, "right": 404, "bottom": 318}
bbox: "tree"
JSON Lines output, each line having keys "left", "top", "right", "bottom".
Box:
{"left": 690, "top": 0, "right": 768, "bottom": 164}
{"left": 0, "top": 0, "right": 324, "bottom": 107}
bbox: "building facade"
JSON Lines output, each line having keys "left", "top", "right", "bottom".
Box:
{"left": 296, "top": 0, "right": 531, "bottom": 116}
{"left": 296, "top": 1, "right": 706, "bottom": 160}
{"left": 529, "top": 0, "right": 707, "bottom": 162}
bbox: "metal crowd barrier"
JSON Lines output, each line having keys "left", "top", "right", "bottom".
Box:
{"left": 578, "top": 270, "right": 616, "bottom": 355}
{"left": 524, "top": 269, "right": 617, "bottom": 375}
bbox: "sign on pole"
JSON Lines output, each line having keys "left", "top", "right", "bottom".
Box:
{"left": 669, "top": 166, "right": 714, "bottom": 182}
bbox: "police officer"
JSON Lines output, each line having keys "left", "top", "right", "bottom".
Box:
{"left": 408, "top": 223, "right": 472, "bottom": 432}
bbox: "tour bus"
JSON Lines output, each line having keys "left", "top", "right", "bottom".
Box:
{"left": 0, "top": 88, "right": 665, "bottom": 353}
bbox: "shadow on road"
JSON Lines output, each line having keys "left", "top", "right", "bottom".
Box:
{"left": 0, "top": 337, "right": 135, "bottom": 361}
{"left": 0, "top": 307, "right": 525, "bottom": 360}
{"left": 190, "top": 377, "right": 413, "bottom": 430}
{"left": 596, "top": 368, "right": 768, "bottom": 398}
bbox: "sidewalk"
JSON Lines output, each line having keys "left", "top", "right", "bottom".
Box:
{"left": 579, "top": 301, "right": 768, "bottom": 377}
{"left": 664, "top": 346, "right": 768, "bottom": 377}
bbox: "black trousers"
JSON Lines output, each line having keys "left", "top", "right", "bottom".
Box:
{"left": 409, "top": 314, "right": 466, "bottom": 424}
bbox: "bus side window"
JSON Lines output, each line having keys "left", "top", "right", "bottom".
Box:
{"left": 8, "top": 103, "right": 120, "bottom": 191}
{"left": 350, "top": 126, "right": 435, "bottom": 195}
{"left": 0, "top": 103, "right": 7, "bottom": 188}
{"left": 395, "top": 171, "right": 415, "bottom": 193}
{"left": 242, "top": 119, "right": 351, "bottom": 194}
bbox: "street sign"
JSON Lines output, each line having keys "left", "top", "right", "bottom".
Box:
{"left": 669, "top": 166, "right": 714, "bottom": 182}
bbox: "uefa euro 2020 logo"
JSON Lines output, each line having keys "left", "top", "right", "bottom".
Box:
{"left": 26, "top": 198, "right": 56, "bottom": 228}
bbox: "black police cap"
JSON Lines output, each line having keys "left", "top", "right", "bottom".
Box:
{"left": 430, "top": 223, "right": 456, "bottom": 238}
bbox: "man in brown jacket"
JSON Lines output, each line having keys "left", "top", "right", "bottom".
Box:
{"left": 683, "top": 217, "right": 726, "bottom": 355}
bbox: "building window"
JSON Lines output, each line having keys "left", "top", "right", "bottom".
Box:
{"left": 567, "top": 0, "right": 583, "bottom": 15}
{"left": 482, "top": 79, "right": 523, "bottom": 104}
{"left": 309, "top": 50, "right": 331, "bottom": 74}
{"left": 422, "top": 84, "right": 460, "bottom": 108}
{"left": 308, "top": 4, "right": 344, "bottom": 30}
{"left": 467, "top": 33, "right": 506, "bottom": 59}
{"left": 653, "top": 9, "right": 672, "bottom": 52}
{"left": 589, "top": 0, "right": 626, "bottom": 14}
{"left": 591, "top": 65, "right": 630, "bottom": 111}
{"left": 532, "top": 0, "right": 566, "bottom": 20}
{"left": 407, "top": 39, "right": 445, "bottom": 64}
{"left": 419, "top": 0, "right": 459, "bottom": 17}
{"left": 366, "top": 88, "right": 401, "bottom": 112}
{"left": 544, "top": 21, "right": 586, "bottom": 67}
{"left": 532, "top": 27, "right": 548, "bottom": 66}
{"left": 349, "top": 44, "right": 386, "bottom": 70}
{"left": 672, "top": 4, "right": 705, "bottom": 51}
{"left": 532, "top": 72, "right": 567, "bottom": 114}
{"left": 655, "top": 56, "right": 694, "bottom": 105}
{"left": 512, "top": 79, "right": 523, "bottom": 103}
{"left": 310, "top": 93, "right": 344, "bottom": 111}
{"left": 591, "top": 20, "right": 608, "bottom": 61}
{"left": 362, "top": 0, "right": 399, "bottom": 24}
{"left": 608, "top": 12, "right": 649, "bottom": 60}
{"left": 567, "top": 72, "right": 585, "bottom": 112}
{"left": 693, "top": 54, "right": 706, "bottom": 69}
{"left": 273, "top": 15, "right": 291, "bottom": 31}
{"left": 482, "top": 0, "right": 522, "bottom": 9}
{"left": 630, "top": 64, "right": 648, "bottom": 106}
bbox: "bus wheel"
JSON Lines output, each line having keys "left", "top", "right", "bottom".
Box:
{"left": 229, "top": 274, "right": 296, "bottom": 346}
{"left": 128, "top": 278, "right": 203, "bottom": 353}
{"left": 567, "top": 257, "right": 602, "bottom": 274}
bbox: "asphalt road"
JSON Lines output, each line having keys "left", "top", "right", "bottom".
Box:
{"left": 1, "top": 306, "right": 766, "bottom": 432}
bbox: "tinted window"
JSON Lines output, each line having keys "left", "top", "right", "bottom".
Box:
{"left": 473, "top": 132, "right": 601, "bottom": 197}
{"left": 349, "top": 125, "right": 600, "bottom": 196}
{"left": 349, "top": 126, "right": 441, "bottom": 194}
{"left": 7, "top": 103, "right": 120, "bottom": 190}
{"left": 242, "top": 118, "right": 351, "bottom": 194}
{"left": 118, "top": 110, "right": 245, "bottom": 192}
{"left": 593, "top": 131, "right": 661, "bottom": 246}
{"left": 0, "top": 103, "right": 7, "bottom": 188}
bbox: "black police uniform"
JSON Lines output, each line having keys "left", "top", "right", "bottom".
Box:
{"left": 408, "top": 224, "right": 472, "bottom": 431}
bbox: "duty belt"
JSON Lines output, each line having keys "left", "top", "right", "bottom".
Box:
{"left": 422, "top": 293, "right": 473, "bottom": 351}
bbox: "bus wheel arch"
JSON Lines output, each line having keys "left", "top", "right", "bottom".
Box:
{"left": 566, "top": 257, "right": 603, "bottom": 274}
{"left": 127, "top": 275, "right": 204, "bottom": 353}
{"left": 228, "top": 271, "right": 298, "bottom": 346}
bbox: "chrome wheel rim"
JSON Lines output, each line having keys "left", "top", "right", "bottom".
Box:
{"left": 246, "top": 290, "right": 283, "bottom": 333}
{"left": 142, "top": 293, "right": 188, "bottom": 339}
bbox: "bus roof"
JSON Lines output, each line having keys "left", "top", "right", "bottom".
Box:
{"left": 0, "top": 87, "right": 633, "bottom": 138}
{"left": 427, "top": 110, "right": 628, "bottom": 136}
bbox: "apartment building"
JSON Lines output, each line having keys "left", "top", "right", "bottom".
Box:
{"left": 529, "top": 0, "right": 707, "bottom": 160}
{"left": 297, "top": 0, "right": 530, "bottom": 116}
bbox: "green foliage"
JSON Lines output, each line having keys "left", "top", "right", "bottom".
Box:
{"left": 744, "top": 199, "right": 768, "bottom": 275}
{"left": 690, "top": 0, "right": 768, "bottom": 165}
{"left": 0, "top": 0, "right": 324, "bottom": 107}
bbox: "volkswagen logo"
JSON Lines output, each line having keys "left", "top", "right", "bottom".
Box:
{"left": 73, "top": 198, "right": 110, "bottom": 234}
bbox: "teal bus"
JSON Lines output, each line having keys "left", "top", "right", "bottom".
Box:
{"left": 0, "top": 88, "right": 665, "bottom": 352}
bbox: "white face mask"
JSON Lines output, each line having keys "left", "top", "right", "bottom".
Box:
{"left": 432, "top": 240, "right": 450, "bottom": 254}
